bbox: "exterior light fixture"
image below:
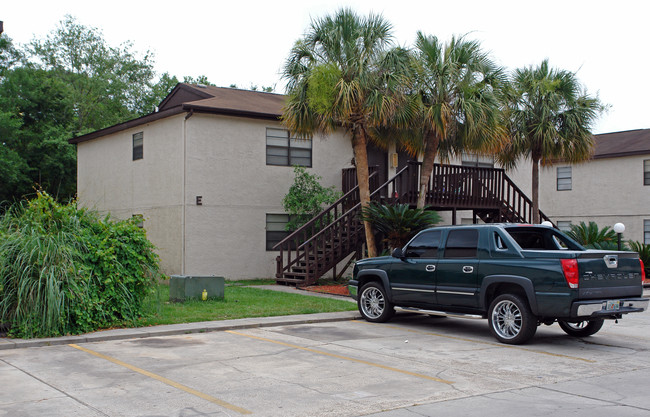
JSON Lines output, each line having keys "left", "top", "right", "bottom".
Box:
{"left": 614, "top": 223, "right": 625, "bottom": 251}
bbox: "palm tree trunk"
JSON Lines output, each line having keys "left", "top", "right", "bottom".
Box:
{"left": 531, "top": 157, "right": 540, "bottom": 224}
{"left": 416, "top": 133, "right": 439, "bottom": 209}
{"left": 352, "top": 130, "right": 377, "bottom": 257}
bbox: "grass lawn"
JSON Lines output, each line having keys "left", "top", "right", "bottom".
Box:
{"left": 136, "top": 283, "right": 356, "bottom": 327}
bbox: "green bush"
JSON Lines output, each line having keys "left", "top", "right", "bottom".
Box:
{"left": 360, "top": 203, "right": 441, "bottom": 249}
{"left": 565, "top": 221, "right": 618, "bottom": 249}
{"left": 0, "top": 192, "right": 160, "bottom": 338}
{"left": 628, "top": 241, "right": 650, "bottom": 275}
{"left": 282, "top": 166, "right": 340, "bottom": 230}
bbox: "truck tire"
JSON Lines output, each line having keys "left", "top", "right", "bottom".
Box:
{"left": 558, "top": 319, "right": 604, "bottom": 337}
{"left": 488, "top": 294, "right": 537, "bottom": 344}
{"left": 358, "top": 282, "right": 394, "bottom": 323}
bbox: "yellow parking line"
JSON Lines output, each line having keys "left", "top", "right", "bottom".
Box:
{"left": 352, "top": 321, "right": 595, "bottom": 363}
{"left": 225, "top": 330, "right": 454, "bottom": 385}
{"left": 68, "top": 344, "right": 252, "bottom": 415}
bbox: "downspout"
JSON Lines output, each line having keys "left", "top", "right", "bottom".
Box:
{"left": 181, "top": 109, "right": 194, "bottom": 274}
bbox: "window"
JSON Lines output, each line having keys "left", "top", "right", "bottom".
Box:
{"left": 405, "top": 231, "right": 441, "bottom": 258}
{"left": 557, "top": 221, "right": 572, "bottom": 232}
{"left": 493, "top": 232, "right": 508, "bottom": 250}
{"left": 444, "top": 229, "right": 479, "bottom": 258}
{"left": 644, "top": 160, "right": 650, "bottom": 185}
{"left": 645, "top": 220, "right": 650, "bottom": 245}
{"left": 461, "top": 152, "right": 494, "bottom": 168}
{"left": 266, "top": 128, "right": 312, "bottom": 167}
{"left": 133, "top": 132, "right": 143, "bottom": 160}
{"left": 266, "top": 214, "right": 293, "bottom": 250}
{"left": 557, "top": 166, "right": 572, "bottom": 191}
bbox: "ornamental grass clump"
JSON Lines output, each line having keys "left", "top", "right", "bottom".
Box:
{"left": 0, "top": 192, "right": 160, "bottom": 338}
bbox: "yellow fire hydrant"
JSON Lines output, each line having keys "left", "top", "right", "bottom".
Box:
{"left": 202, "top": 289, "right": 208, "bottom": 301}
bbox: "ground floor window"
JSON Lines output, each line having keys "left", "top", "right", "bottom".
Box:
{"left": 266, "top": 214, "right": 292, "bottom": 250}
{"left": 645, "top": 219, "right": 650, "bottom": 245}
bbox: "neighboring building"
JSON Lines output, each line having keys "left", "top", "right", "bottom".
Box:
{"left": 536, "top": 129, "right": 650, "bottom": 243}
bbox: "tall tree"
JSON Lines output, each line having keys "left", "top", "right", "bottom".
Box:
{"left": 408, "top": 33, "right": 507, "bottom": 209}
{"left": 29, "top": 15, "right": 156, "bottom": 134}
{"left": 282, "top": 8, "right": 408, "bottom": 257}
{"left": 498, "top": 60, "right": 603, "bottom": 223}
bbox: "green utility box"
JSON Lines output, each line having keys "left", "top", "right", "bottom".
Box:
{"left": 169, "top": 275, "right": 225, "bottom": 302}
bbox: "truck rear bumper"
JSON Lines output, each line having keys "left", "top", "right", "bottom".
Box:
{"left": 572, "top": 298, "right": 649, "bottom": 318}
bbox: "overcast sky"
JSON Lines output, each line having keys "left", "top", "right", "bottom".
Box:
{"left": 3, "top": 0, "right": 649, "bottom": 134}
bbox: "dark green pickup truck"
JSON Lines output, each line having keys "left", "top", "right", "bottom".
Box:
{"left": 348, "top": 224, "right": 648, "bottom": 344}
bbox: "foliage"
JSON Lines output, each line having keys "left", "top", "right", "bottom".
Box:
{"left": 360, "top": 203, "right": 441, "bottom": 249}
{"left": 498, "top": 60, "right": 604, "bottom": 223}
{"left": 282, "top": 8, "right": 410, "bottom": 257}
{"left": 282, "top": 166, "right": 340, "bottom": 230}
{"left": 0, "top": 192, "right": 161, "bottom": 338}
{"left": 628, "top": 241, "right": 650, "bottom": 273}
{"left": 0, "top": 17, "right": 186, "bottom": 204}
{"left": 406, "top": 33, "right": 508, "bottom": 208}
{"left": 565, "top": 221, "right": 617, "bottom": 249}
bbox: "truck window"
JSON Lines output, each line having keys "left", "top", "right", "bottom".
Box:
{"left": 444, "top": 229, "right": 479, "bottom": 258}
{"left": 505, "top": 227, "right": 583, "bottom": 251}
{"left": 405, "top": 230, "right": 442, "bottom": 258}
{"left": 494, "top": 232, "right": 508, "bottom": 250}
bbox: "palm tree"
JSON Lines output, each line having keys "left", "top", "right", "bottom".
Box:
{"left": 282, "top": 9, "right": 408, "bottom": 257}
{"left": 498, "top": 60, "right": 603, "bottom": 223}
{"left": 406, "top": 33, "right": 507, "bottom": 209}
{"left": 360, "top": 203, "right": 441, "bottom": 250}
{"left": 566, "top": 221, "right": 617, "bottom": 249}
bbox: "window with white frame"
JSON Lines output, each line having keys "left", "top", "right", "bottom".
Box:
{"left": 461, "top": 152, "right": 494, "bottom": 168}
{"left": 644, "top": 160, "right": 650, "bottom": 186}
{"left": 557, "top": 221, "right": 572, "bottom": 232}
{"left": 557, "top": 166, "right": 572, "bottom": 191}
{"left": 266, "top": 214, "right": 296, "bottom": 250}
{"left": 645, "top": 219, "right": 650, "bottom": 245}
{"left": 133, "top": 132, "right": 143, "bottom": 160}
{"left": 266, "top": 128, "right": 312, "bottom": 167}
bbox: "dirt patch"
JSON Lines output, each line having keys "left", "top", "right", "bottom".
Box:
{"left": 303, "top": 284, "right": 349, "bottom": 296}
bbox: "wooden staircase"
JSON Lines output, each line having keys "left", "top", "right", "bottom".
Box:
{"left": 274, "top": 161, "right": 551, "bottom": 286}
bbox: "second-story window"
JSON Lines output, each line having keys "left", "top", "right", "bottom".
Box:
{"left": 133, "top": 132, "right": 143, "bottom": 160}
{"left": 266, "top": 128, "right": 312, "bottom": 167}
{"left": 557, "top": 166, "right": 572, "bottom": 191}
{"left": 644, "top": 160, "right": 650, "bottom": 185}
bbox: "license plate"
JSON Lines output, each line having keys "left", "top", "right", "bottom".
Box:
{"left": 606, "top": 300, "right": 620, "bottom": 311}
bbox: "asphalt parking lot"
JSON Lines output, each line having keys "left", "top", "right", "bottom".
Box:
{"left": 2, "top": 299, "right": 650, "bottom": 416}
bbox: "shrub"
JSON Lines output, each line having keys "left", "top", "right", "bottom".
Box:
{"left": 565, "top": 221, "right": 618, "bottom": 249}
{"left": 360, "top": 203, "right": 441, "bottom": 249}
{"left": 628, "top": 241, "right": 650, "bottom": 275}
{"left": 0, "top": 192, "right": 160, "bottom": 338}
{"left": 282, "top": 166, "right": 341, "bottom": 230}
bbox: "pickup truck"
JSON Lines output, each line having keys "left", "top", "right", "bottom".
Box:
{"left": 348, "top": 224, "right": 648, "bottom": 344}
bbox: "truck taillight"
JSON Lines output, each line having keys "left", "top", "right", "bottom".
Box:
{"left": 641, "top": 259, "right": 646, "bottom": 284}
{"left": 561, "top": 259, "right": 579, "bottom": 289}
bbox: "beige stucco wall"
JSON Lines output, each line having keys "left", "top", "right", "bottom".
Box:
{"left": 538, "top": 155, "right": 650, "bottom": 242}
{"left": 76, "top": 115, "right": 185, "bottom": 274}
{"left": 182, "top": 113, "right": 353, "bottom": 278}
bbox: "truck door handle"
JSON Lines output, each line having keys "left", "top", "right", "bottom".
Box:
{"left": 463, "top": 266, "right": 474, "bottom": 273}
{"left": 425, "top": 265, "right": 436, "bottom": 272}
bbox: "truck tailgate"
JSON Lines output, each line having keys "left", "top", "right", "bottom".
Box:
{"left": 577, "top": 251, "right": 644, "bottom": 299}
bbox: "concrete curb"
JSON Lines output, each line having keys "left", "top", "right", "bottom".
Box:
{"left": 0, "top": 311, "right": 362, "bottom": 350}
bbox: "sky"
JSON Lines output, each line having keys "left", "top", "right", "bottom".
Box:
{"left": 2, "top": 0, "right": 649, "bottom": 134}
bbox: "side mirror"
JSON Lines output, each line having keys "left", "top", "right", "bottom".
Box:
{"left": 392, "top": 248, "right": 405, "bottom": 259}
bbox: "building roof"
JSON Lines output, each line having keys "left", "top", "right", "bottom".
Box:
{"left": 593, "top": 129, "right": 650, "bottom": 159}
{"left": 69, "top": 83, "right": 286, "bottom": 144}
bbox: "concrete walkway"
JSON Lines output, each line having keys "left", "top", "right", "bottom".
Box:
{"left": 0, "top": 285, "right": 358, "bottom": 350}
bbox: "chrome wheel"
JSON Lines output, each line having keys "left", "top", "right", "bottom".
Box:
{"left": 491, "top": 299, "right": 522, "bottom": 340}
{"left": 358, "top": 282, "right": 394, "bottom": 323}
{"left": 558, "top": 319, "right": 604, "bottom": 337}
{"left": 360, "top": 286, "right": 386, "bottom": 319}
{"left": 488, "top": 293, "right": 537, "bottom": 344}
